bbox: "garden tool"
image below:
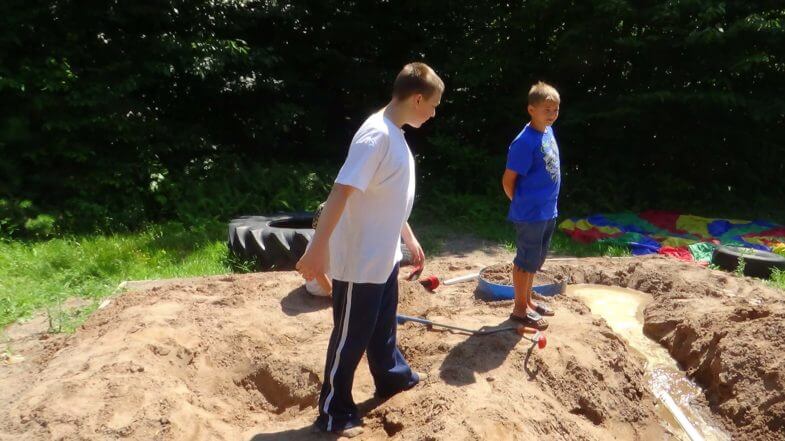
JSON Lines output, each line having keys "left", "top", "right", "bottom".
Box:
{"left": 405, "top": 265, "right": 440, "bottom": 291}
{"left": 396, "top": 314, "right": 546, "bottom": 349}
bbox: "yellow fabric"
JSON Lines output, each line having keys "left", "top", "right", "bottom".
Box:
{"left": 773, "top": 243, "right": 785, "bottom": 257}
{"left": 660, "top": 237, "right": 697, "bottom": 247}
{"left": 559, "top": 219, "right": 619, "bottom": 235}
{"left": 559, "top": 219, "right": 575, "bottom": 231}
{"left": 676, "top": 215, "right": 712, "bottom": 239}
{"left": 598, "top": 226, "right": 621, "bottom": 235}
{"left": 575, "top": 220, "right": 594, "bottom": 230}
{"left": 744, "top": 237, "right": 766, "bottom": 246}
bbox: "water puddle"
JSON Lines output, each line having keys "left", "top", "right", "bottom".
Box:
{"left": 570, "top": 284, "right": 729, "bottom": 441}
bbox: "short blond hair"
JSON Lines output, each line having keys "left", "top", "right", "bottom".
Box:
{"left": 528, "top": 81, "right": 560, "bottom": 106}
{"left": 392, "top": 62, "right": 445, "bottom": 100}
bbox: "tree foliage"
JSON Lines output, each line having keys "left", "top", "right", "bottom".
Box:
{"left": 1, "top": 1, "right": 783, "bottom": 233}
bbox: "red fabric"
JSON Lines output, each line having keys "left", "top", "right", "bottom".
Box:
{"left": 658, "top": 246, "right": 694, "bottom": 262}
{"left": 567, "top": 228, "right": 614, "bottom": 243}
{"left": 743, "top": 227, "right": 785, "bottom": 239}
{"left": 639, "top": 210, "right": 690, "bottom": 235}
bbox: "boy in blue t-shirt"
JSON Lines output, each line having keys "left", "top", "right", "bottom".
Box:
{"left": 502, "top": 81, "right": 561, "bottom": 330}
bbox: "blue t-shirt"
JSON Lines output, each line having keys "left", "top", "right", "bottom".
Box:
{"left": 506, "top": 124, "right": 561, "bottom": 222}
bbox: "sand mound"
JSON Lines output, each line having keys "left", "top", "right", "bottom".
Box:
{"left": 3, "top": 245, "right": 780, "bottom": 440}
{"left": 545, "top": 256, "right": 785, "bottom": 440}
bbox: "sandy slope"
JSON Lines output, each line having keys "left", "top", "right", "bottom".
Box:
{"left": 5, "top": 242, "right": 777, "bottom": 440}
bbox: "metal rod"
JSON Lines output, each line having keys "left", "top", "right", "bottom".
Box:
{"left": 397, "top": 314, "right": 518, "bottom": 335}
{"left": 443, "top": 273, "right": 480, "bottom": 285}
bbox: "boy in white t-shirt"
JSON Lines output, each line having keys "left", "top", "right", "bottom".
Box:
{"left": 296, "top": 62, "right": 443, "bottom": 437}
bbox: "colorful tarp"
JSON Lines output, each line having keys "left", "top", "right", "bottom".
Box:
{"left": 559, "top": 210, "right": 785, "bottom": 262}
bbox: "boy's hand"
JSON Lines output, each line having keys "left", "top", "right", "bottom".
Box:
{"left": 404, "top": 236, "right": 425, "bottom": 268}
{"left": 296, "top": 244, "right": 329, "bottom": 282}
{"left": 502, "top": 169, "right": 518, "bottom": 201}
{"left": 401, "top": 222, "right": 425, "bottom": 267}
{"left": 315, "top": 273, "right": 332, "bottom": 295}
{"left": 295, "top": 183, "right": 353, "bottom": 285}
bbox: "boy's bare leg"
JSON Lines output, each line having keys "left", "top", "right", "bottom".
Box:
{"left": 527, "top": 271, "right": 555, "bottom": 316}
{"left": 511, "top": 265, "right": 534, "bottom": 318}
{"left": 526, "top": 272, "right": 537, "bottom": 310}
{"left": 512, "top": 265, "right": 549, "bottom": 329}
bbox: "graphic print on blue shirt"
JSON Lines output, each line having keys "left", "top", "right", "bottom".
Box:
{"left": 505, "top": 124, "right": 560, "bottom": 222}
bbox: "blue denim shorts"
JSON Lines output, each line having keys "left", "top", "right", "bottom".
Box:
{"left": 513, "top": 218, "right": 557, "bottom": 273}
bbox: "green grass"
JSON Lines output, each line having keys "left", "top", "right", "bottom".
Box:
{"left": 0, "top": 221, "right": 233, "bottom": 329}
{"left": 411, "top": 193, "right": 630, "bottom": 258}
{"left": 770, "top": 268, "right": 785, "bottom": 291}
{"left": 1, "top": 204, "right": 629, "bottom": 332}
{"left": 523, "top": 230, "right": 630, "bottom": 257}
{"left": 43, "top": 299, "right": 100, "bottom": 334}
{"left": 548, "top": 230, "right": 631, "bottom": 257}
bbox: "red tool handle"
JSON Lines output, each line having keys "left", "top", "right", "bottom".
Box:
{"left": 419, "top": 276, "right": 440, "bottom": 291}
{"left": 516, "top": 326, "right": 547, "bottom": 349}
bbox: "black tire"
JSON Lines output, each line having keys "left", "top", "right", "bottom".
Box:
{"left": 228, "top": 213, "right": 314, "bottom": 270}
{"left": 712, "top": 245, "right": 785, "bottom": 279}
{"left": 228, "top": 212, "right": 413, "bottom": 270}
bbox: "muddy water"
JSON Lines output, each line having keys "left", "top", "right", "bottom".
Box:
{"left": 570, "top": 284, "right": 729, "bottom": 441}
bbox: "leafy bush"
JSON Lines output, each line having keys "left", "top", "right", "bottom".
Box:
{"left": 1, "top": 1, "right": 783, "bottom": 231}
{"left": 24, "top": 214, "right": 57, "bottom": 238}
{"left": 0, "top": 199, "right": 58, "bottom": 238}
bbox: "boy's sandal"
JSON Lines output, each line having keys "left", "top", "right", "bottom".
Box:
{"left": 509, "top": 311, "right": 549, "bottom": 330}
{"left": 534, "top": 303, "right": 555, "bottom": 317}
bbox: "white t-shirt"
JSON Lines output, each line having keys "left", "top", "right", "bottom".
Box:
{"left": 328, "top": 110, "right": 415, "bottom": 284}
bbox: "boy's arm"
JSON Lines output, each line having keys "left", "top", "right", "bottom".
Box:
{"left": 296, "top": 183, "right": 356, "bottom": 283}
{"left": 502, "top": 168, "right": 518, "bottom": 201}
{"left": 401, "top": 221, "right": 425, "bottom": 267}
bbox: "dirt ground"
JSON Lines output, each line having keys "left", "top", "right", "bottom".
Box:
{"left": 541, "top": 257, "right": 785, "bottom": 441}
{"left": 1, "top": 239, "right": 783, "bottom": 440}
{"left": 479, "top": 262, "right": 553, "bottom": 286}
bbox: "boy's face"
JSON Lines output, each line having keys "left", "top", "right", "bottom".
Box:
{"left": 408, "top": 91, "right": 442, "bottom": 128}
{"left": 528, "top": 100, "right": 560, "bottom": 127}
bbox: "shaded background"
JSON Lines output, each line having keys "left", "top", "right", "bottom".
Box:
{"left": 1, "top": 0, "right": 783, "bottom": 235}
